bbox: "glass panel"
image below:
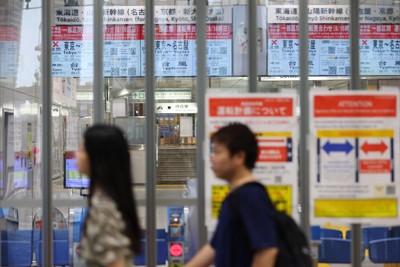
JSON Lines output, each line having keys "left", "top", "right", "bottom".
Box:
{"left": 102, "top": 1, "right": 149, "bottom": 266}
{"left": 152, "top": 0, "right": 198, "bottom": 264}
{"left": 1, "top": 0, "right": 399, "bottom": 265}
{"left": 0, "top": 0, "right": 44, "bottom": 266}
{"left": 308, "top": 1, "right": 400, "bottom": 266}
{"left": 204, "top": 0, "right": 305, "bottom": 265}
{"left": 50, "top": 0, "right": 95, "bottom": 265}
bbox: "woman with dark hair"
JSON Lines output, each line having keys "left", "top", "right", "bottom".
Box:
{"left": 76, "top": 124, "right": 141, "bottom": 267}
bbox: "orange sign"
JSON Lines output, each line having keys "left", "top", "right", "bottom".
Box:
{"left": 258, "top": 146, "right": 287, "bottom": 162}
{"left": 209, "top": 97, "right": 293, "bottom": 117}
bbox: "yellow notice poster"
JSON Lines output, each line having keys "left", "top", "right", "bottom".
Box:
{"left": 211, "top": 185, "right": 293, "bottom": 218}
{"left": 267, "top": 185, "right": 292, "bottom": 215}
{"left": 315, "top": 199, "right": 397, "bottom": 218}
{"left": 211, "top": 185, "right": 230, "bottom": 218}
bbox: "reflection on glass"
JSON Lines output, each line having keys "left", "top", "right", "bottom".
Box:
{"left": 233, "top": 6, "right": 266, "bottom": 76}
{"left": 64, "top": 151, "right": 90, "bottom": 189}
{"left": 0, "top": 0, "right": 22, "bottom": 86}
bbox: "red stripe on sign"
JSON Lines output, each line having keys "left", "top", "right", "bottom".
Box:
{"left": 155, "top": 25, "right": 197, "bottom": 40}
{"left": 52, "top": 25, "right": 144, "bottom": 40}
{"left": 257, "top": 139, "right": 286, "bottom": 143}
{"left": 206, "top": 24, "right": 232, "bottom": 40}
{"left": 360, "top": 159, "right": 391, "bottom": 173}
{"left": 314, "top": 95, "right": 397, "bottom": 118}
{"left": 257, "top": 146, "right": 287, "bottom": 162}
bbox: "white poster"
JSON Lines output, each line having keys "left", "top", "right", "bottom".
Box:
{"left": 310, "top": 90, "right": 400, "bottom": 224}
{"left": 205, "top": 93, "right": 298, "bottom": 231}
{"left": 180, "top": 116, "right": 193, "bottom": 137}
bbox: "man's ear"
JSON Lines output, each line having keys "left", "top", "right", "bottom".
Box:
{"left": 233, "top": 150, "right": 246, "bottom": 166}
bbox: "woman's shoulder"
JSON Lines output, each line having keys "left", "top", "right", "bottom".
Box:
{"left": 89, "top": 190, "right": 124, "bottom": 223}
{"left": 85, "top": 191, "right": 126, "bottom": 240}
{"left": 91, "top": 190, "right": 117, "bottom": 208}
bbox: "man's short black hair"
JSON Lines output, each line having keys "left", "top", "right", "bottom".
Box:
{"left": 211, "top": 123, "right": 258, "bottom": 169}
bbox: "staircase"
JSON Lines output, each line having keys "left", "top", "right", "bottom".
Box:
{"left": 156, "top": 146, "right": 197, "bottom": 184}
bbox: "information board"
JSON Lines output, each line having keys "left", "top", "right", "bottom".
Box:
{"left": 267, "top": 5, "right": 400, "bottom": 76}
{"left": 205, "top": 93, "right": 299, "bottom": 231}
{"left": 52, "top": 25, "right": 142, "bottom": 77}
{"left": 310, "top": 90, "right": 400, "bottom": 224}
{"left": 52, "top": 6, "right": 232, "bottom": 77}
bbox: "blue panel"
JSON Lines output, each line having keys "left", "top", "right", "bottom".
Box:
{"left": 346, "top": 227, "right": 390, "bottom": 250}
{"left": 310, "top": 225, "right": 321, "bottom": 241}
{"left": 369, "top": 238, "right": 400, "bottom": 263}
{"left": 320, "top": 228, "right": 342, "bottom": 239}
{"left": 318, "top": 238, "right": 352, "bottom": 264}
{"left": 134, "top": 229, "right": 168, "bottom": 266}
{"left": 36, "top": 240, "right": 70, "bottom": 266}
{"left": 1, "top": 241, "right": 33, "bottom": 267}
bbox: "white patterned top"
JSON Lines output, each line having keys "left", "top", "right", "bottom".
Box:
{"left": 80, "top": 190, "right": 133, "bottom": 267}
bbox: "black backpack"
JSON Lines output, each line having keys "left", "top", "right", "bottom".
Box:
{"left": 229, "top": 182, "right": 313, "bottom": 267}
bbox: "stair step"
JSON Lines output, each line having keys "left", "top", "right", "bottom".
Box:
{"left": 156, "top": 147, "right": 197, "bottom": 182}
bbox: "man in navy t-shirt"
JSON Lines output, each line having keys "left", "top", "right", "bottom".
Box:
{"left": 185, "top": 123, "right": 278, "bottom": 267}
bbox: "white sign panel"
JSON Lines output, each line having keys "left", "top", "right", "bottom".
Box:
{"left": 205, "top": 93, "right": 299, "bottom": 231}
{"left": 155, "top": 103, "right": 197, "bottom": 114}
{"left": 133, "top": 91, "right": 192, "bottom": 100}
{"left": 310, "top": 90, "right": 400, "bottom": 224}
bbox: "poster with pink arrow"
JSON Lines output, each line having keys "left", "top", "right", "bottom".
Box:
{"left": 310, "top": 89, "right": 400, "bottom": 224}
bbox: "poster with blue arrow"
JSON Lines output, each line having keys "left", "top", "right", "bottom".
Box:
{"left": 310, "top": 90, "right": 400, "bottom": 224}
